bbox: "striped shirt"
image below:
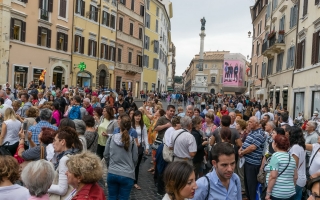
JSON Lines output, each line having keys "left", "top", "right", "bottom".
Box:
{"left": 242, "top": 128, "right": 265, "bottom": 165}
{"left": 266, "top": 152, "right": 296, "bottom": 198}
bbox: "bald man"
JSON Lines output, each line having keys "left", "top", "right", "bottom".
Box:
{"left": 239, "top": 116, "right": 266, "bottom": 200}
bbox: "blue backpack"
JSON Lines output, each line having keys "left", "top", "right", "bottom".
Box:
{"left": 68, "top": 105, "right": 81, "bottom": 120}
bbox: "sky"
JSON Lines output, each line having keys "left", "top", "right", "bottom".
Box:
{"left": 170, "top": 0, "right": 255, "bottom": 76}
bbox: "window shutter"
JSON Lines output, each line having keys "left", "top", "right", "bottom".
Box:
{"left": 111, "top": 15, "right": 115, "bottom": 29}
{"left": 88, "top": 40, "right": 92, "bottom": 55}
{"left": 60, "top": 0, "right": 67, "bottom": 18}
{"left": 21, "top": 21, "right": 26, "bottom": 42}
{"left": 47, "top": 29, "right": 51, "bottom": 48}
{"left": 81, "top": 1, "right": 85, "bottom": 16}
{"left": 93, "top": 41, "right": 97, "bottom": 57}
{"left": 290, "top": 7, "right": 293, "bottom": 28}
{"left": 39, "top": 0, "right": 43, "bottom": 9}
{"left": 147, "top": 55, "right": 149, "bottom": 67}
{"left": 312, "top": 32, "right": 318, "bottom": 64}
{"left": 95, "top": 7, "right": 98, "bottom": 22}
{"left": 292, "top": 46, "right": 295, "bottom": 67}
{"left": 108, "top": 46, "right": 112, "bottom": 60}
{"left": 76, "top": 0, "right": 79, "bottom": 13}
{"left": 80, "top": 36, "right": 85, "bottom": 54}
{"left": 106, "top": 13, "right": 110, "bottom": 27}
{"left": 100, "top": 43, "right": 104, "bottom": 58}
{"left": 113, "top": 47, "right": 116, "bottom": 61}
{"left": 56, "top": 32, "right": 60, "bottom": 50}
{"left": 130, "top": 23, "right": 133, "bottom": 35}
{"left": 10, "top": 18, "right": 14, "bottom": 39}
{"left": 24, "top": 0, "right": 28, "bottom": 3}
{"left": 119, "top": 17, "right": 123, "bottom": 31}
{"left": 303, "top": 0, "right": 308, "bottom": 16}
{"left": 140, "top": 5, "right": 144, "bottom": 16}
{"left": 48, "top": 0, "right": 53, "bottom": 12}
{"left": 64, "top": 34, "right": 68, "bottom": 51}
{"left": 118, "top": 48, "right": 122, "bottom": 62}
{"left": 316, "top": 0, "right": 320, "bottom": 5}
{"left": 297, "top": 42, "right": 302, "bottom": 69}
{"left": 37, "top": 27, "right": 41, "bottom": 45}
{"left": 286, "top": 48, "right": 290, "bottom": 69}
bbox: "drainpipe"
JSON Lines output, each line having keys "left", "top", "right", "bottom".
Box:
{"left": 70, "top": 0, "right": 75, "bottom": 86}
{"left": 291, "top": 0, "right": 300, "bottom": 88}
{"left": 96, "top": 0, "right": 102, "bottom": 89}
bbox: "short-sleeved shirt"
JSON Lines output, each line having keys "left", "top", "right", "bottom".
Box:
{"left": 304, "top": 131, "right": 319, "bottom": 156}
{"left": 266, "top": 152, "right": 296, "bottom": 198}
{"left": 170, "top": 129, "right": 197, "bottom": 159}
{"left": 212, "top": 127, "right": 240, "bottom": 146}
{"left": 309, "top": 143, "right": 320, "bottom": 176}
{"left": 164, "top": 127, "right": 175, "bottom": 147}
{"left": 155, "top": 115, "right": 171, "bottom": 140}
{"left": 289, "top": 144, "right": 306, "bottom": 187}
{"left": 242, "top": 128, "right": 265, "bottom": 165}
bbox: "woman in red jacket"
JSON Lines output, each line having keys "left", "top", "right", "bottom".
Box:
{"left": 65, "top": 152, "right": 105, "bottom": 200}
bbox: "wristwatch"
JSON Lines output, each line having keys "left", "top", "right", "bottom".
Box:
{"left": 266, "top": 192, "right": 272, "bottom": 196}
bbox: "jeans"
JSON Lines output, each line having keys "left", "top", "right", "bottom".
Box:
{"left": 294, "top": 185, "right": 303, "bottom": 200}
{"left": 107, "top": 173, "right": 134, "bottom": 200}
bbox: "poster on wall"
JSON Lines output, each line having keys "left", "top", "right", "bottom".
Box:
{"left": 222, "top": 54, "right": 246, "bottom": 87}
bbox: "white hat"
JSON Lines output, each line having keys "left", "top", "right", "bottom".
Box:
{"left": 313, "top": 111, "right": 319, "bottom": 116}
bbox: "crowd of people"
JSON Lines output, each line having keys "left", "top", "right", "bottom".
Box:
{"left": 0, "top": 82, "right": 320, "bottom": 200}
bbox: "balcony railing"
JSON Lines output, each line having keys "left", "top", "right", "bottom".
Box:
{"left": 262, "top": 41, "right": 268, "bottom": 53}
{"left": 262, "top": 32, "right": 285, "bottom": 57}
{"left": 40, "top": 9, "right": 49, "bottom": 21}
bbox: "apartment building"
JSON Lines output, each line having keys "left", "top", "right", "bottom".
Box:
{"left": 291, "top": 0, "right": 320, "bottom": 118}
{"left": 72, "top": 0, "right": 117, "bottom": 89}
{"left": 0, "top": 0, "right": 10, "bottom": 84}
{"left": 115, "top": 0, "right": 144, "bottom": 98}
{"left": 9, "top": 0, "right": 73, "bottom": 89}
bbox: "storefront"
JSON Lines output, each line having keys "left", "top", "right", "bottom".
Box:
{"left": 53, "top": 66, "right": 65, "bottom": 90}
{"left": 33, "top": 68, "right": 44, "bottom": 86}
{"left": 77, "top": 71, "right": 92, "bottom": 87}
{"left": 14, "top": 66, "right": 28, "bottom": 88}
{"left": 312, "top": 90, "right": 320, "bottom": 117}
{"left": 294, "top": 92, "right": 305, "bottom": 119}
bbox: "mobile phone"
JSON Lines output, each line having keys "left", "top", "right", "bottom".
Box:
{"left": 23, "top": 121, "right": 28, "bottom": 142}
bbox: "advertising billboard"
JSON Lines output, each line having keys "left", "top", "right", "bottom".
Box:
{"left": 222, "top": 54, "right": 246, "bottom": 87}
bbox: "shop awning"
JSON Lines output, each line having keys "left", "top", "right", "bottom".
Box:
{"left": 256, "top": 89, "right": 265, "bottom": 95}
{"left": 224, "top": 92, "right": 235, "bottom": 95}
{"left": 77, "top": 72, "right": 91, "bottom": 78}
{"left": 167, "top": 86, "right": 174, "bottom": 91}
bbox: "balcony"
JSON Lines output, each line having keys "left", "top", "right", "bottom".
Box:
{"left": 116, "top": 63, "right": 142, "bottom": 74}
{"left": 40, "top": 9, "right": 49, "bottom": 21}
{"left": 118, "top": 3, "right": 143, "bottom": 23}
{"left": 262, "top": 32, "right": 285, "bottom": 58}
{"left": 117, "top": 32, "right": 142, "bottom": 48}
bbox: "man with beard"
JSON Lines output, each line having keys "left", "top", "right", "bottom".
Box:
{"left": 192, "top": 142, "right": 241, "bottom": 199}
{"left": 114, "top": 93, "right": 129, "bottom": 112}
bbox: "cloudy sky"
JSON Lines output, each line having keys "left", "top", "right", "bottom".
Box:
{"left": 170, "top": 0, "right": 255, "bottom": 76}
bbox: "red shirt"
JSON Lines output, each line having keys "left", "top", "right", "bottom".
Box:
{"left": 72, "top": 183, "right": 105, "bottom": 200}
{"left": 86, "top": 105, "right": 94, "bottom": 116}
{"left": 220, "top": 110, "right": 229, "bottom": 116}
{"left": 92, "top": 91, "right": 98, "bottom": 97}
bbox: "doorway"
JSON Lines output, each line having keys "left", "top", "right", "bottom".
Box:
{"left": 53, "top": 66, "right": 64, "bottom": 89}
{"left": 99, "top": 70, "right": 106, "bottom": 88}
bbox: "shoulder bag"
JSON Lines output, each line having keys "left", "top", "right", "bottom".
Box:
{"left": 163, "top": 130, "right": 187, "bottom": 162}
{"left": 0, "top": 141, "right": 12, "bottom": 155}
{"left": 138, "top": 126, "right": 144, "bottom": 155}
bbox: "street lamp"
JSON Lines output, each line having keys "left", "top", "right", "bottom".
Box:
{"left": 248, "top": 31, "right": 252, "bottom": 38}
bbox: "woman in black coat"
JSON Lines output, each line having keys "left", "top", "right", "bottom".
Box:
{"left": 191, "top": 116, "right": 209, "bottom": 179}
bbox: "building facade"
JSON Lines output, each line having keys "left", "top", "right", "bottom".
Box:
{"left": 0, "top": 0, "right": 10, "bottom": 84}
{"left": 184, "top": 51, "right": 228, "bottom": 94}
{"left": 72, "top": 0, "right": 117, "bottom": 89}
{"left": 291, "top": 0, "right": 320, "bottom": 119}
{"left": 115, "top": 0, "right": 144, "bottom": 98}
{"left": 9, "top": 0, "right": 73, "bottom": 89}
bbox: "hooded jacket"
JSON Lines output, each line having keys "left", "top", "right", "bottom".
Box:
{"left": 104, "top": 133, "right": 138, "bottom": 180}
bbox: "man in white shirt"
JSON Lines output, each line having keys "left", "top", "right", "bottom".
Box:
{"left": 261, "top": 106, "right": 274, "bottom": 121}
{"left": 98, "top": 91, "right": 107, "bottom": 107}
{"left": 37, "top": 92, "right": 47, "bottom": 108}
{"left": 254, "top": 105, "right": 261, "bottom": 121}
{"left": 236, "top": 101, "right": 244, "bottom": 113}
{"left": 164, "top": 116, "right": 181, "bottom": 147}
{"left": 0, "top": 90, "right": 12, "bottom": 107}
{"left": 169, "top": 116, "right": 197, "bottom": 165}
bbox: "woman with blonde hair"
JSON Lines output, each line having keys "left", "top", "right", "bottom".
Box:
{"left": 0, "top": 108, "right": 22, "bottom": 155}
{"left": 91, "top": 96, "right": 101, "bottom": 108}
{"left": 65, "top": 152, "right": 105, "bottom": 199}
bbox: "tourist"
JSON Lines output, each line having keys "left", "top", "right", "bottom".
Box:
{"left": 0, "top": 155, "right": 30, "bottom": 199}
{"left": 83, "top": 115, "right": 98, "bottom": 153}
{"left": 73, "top": 119, "right": 87, "bottom": 151}
{"left": 163, "top": 162, "right": 197, "bottom": 200}
{"left": 91, "top": 96, "right": 101, "bottom": 108}
{"left": 52, "top": 102, "right": 62, "bottom": 127}
{"left": 21, "top": 159, "right": 55, "bottom": 199}
{"left": 65, "top": 152, "right": 105, "bottom": 199}
{"left": 305, "top": 135, "right": 320, "bottom": 180}
{"left": 104, "top": 115, "right": 138, "bottom": 200}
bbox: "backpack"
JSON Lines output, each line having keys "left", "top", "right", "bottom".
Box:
{"left": 68, "top": 105, "right": 81, "bottom": 120}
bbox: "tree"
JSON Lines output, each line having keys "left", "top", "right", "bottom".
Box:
{"left": 174, "top": 76, "right": 182, "bottom": 84}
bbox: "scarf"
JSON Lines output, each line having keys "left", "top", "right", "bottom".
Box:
{"left": 54, "top": 148, "right": 80, "bottom": 170}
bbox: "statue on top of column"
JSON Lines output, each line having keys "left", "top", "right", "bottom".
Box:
{"left": 200, "top": 17, "right": 206, "bottom": 30}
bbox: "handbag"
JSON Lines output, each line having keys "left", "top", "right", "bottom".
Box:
{"left": 306, "top": 147, "right": 320, "bottom": 184}
{"left": 0, "top": 141, "right": 12, "bottom": 155}
{"left": 138, "top": 126, "right": 144, "bottom": 155}
{"left": 163, "top": 130, "right": 186, "bottom": 162}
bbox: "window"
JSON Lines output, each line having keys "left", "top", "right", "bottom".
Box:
{"left": 137, "top": 55, "right": 142, "bottom": 67}
{"left": 145, "top": 13, "right": 150, "bottom": 28}
{"left": 128, "top": 51, "right": 132, "bottom": 63}
{"left": 144, "top": 36, "right": 149, "bottom": 49}
{"left": 286, "top": 46, "right": 295, "bottom": 69}
{"left": 256, "top": 42, "right": 260, "bottom": 56}
{"left": 18, "top": 0, "right": 28, "bottom": 2}
{"left": 59, "top": 0, "right": 67, "bottom": 18}
{"left": 297, "top": 40, "right": 305, "bottom": 69}
{"left": 272, "top": 0, "right": 278, "bottom": 11}
{"left": 316, "top": 0, "right": 320, "bottom": 5}
{"left": 143, "top": 55, "right": 149, "bottom": 67}
{"left": 109, "top": 46, "right": 116, "bottom": 61}
{"left": 117, "top": 48, "right": 122, "bottom": 62}
{"left": 290, "top": 5, "right": 298, "bottom": 28}
{"left": 254, "top": 63, "right": 258, "bottom": 76}
{"left": 153, "top": 58, "right": 159, "bottom": 69}
{"left": 56, "top": 32, "right": 68, "bottom": 51}
{"left": 261, "top": 62, "right": 266, "bottom": 78}
{"left": 156, "top": 7, "right": 159, "bottom": 16}
{"left": 156, "top": 20, "right": 158, "bottom": 33}
{"left": 74, "top": 35, "right": 84, "bottom": 53}
{"left": 154, "top": 40, "right": 159, "bottom": 53}
{"left": 39, "top": 0, "right": 53, "bottom": 21}
{"left": 303, "top": 0, "right": 308, "bottom": 17}
{"left": 100, "top": 44, "right": 108, "bottom": 59}
{"left": 276, "top": 52, "right": 284, "bottom": 72}
{"left": 267, "top": 58, "right": 274, "bottom": 75}
{"left": 140, "top": 5, "right": 144, "bottom": 16}
{"left": 110, "top": 14, "right": 116, "bottom": 29}
{"left": 37, "top": 26, "right": 51, "bottom": 48}
{"left": 120, "top": 0, "right": 126, "bottom": 5}
{"left": 211, "top": 77, "right": 216, "bottom": 83}
{"left": 278, "top": 15, "right": 285, "bottom": 43}
{"left": 131, "top": 0, "right": 134, "bottom": 10}
{"left": 88, "top": 39, "right": 97, "bottom": 56}
{"left": 139, "top": 27, "right": 143, "bottom": 39}
{"left": 118, "top": 17, "right": 123, "bottom": 31}
{"left": 311, "top": 31, "right": 320, "bottom": 64}
{"left": 102, "top": 11, "right": 110, "bottom": 27}
{"left": 130, "top": 23, "right": 133, "bottom": 36}
{"left": 10, "top": 18, "right": 26, "bottom": 42}
{"left": 89, "top": 5, "right": 98, "bottom": 22}
{"left": 75, "top": 0, "right": 85, "bottom": 16}
{"left": 146, "top": 0, "right": 150, "bottom": 10}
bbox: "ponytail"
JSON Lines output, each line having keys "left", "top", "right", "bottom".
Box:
{"left": 121, "top": 129, "right": 130, "bottom": 151}
{"left": 120, "top": 115, "right": 132, "bottom": 151}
